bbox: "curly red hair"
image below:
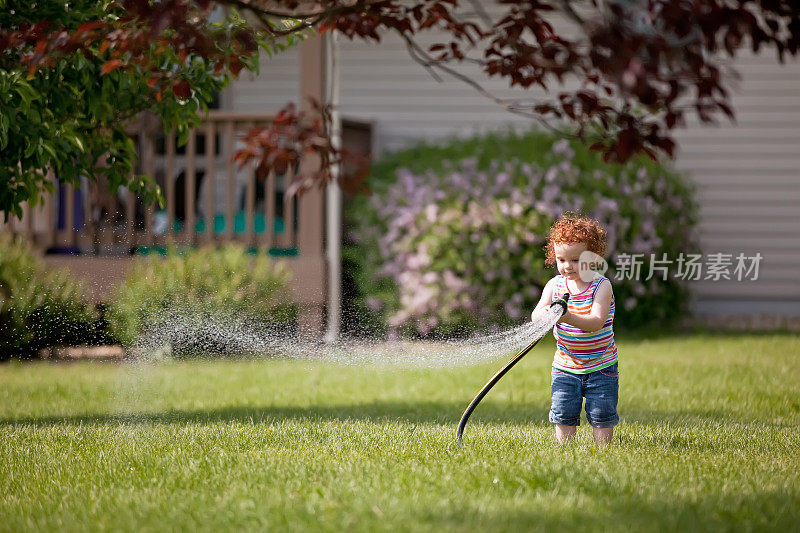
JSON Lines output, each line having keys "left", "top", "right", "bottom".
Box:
{"left": 544, "top": 213, "right": 607, "bottom": 266}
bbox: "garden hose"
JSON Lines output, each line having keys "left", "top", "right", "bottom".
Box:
{"left": 456, "top": 293, "right": 570, "bottom": 446}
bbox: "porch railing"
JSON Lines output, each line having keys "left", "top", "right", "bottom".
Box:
{"left": 0, "top": 112, "right": 307, "bottom": 255}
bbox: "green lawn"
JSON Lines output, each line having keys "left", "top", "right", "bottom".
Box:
{"left": 1, "top": 333, "right": 799, "bottom": 531}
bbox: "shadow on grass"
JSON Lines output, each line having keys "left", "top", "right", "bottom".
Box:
{"left": 0, "top": 399, "right": 776, "bottom": 430}
{"left": 421, "top": 488, "right": 800, "bottom": 531}
{"left": 1, "top": 400, "right": 543, "bottom": 427}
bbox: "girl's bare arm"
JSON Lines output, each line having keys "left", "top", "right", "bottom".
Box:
{"left": 531, "top": 278, "right": 556, "bottom": 322}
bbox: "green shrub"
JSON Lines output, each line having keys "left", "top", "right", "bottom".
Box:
{"left": 107, "top": 245, "right": 296, "bottom": 356}
{"left": 0, "top": 234, "right": 102, "bottom": 359}
{"left": 345, "top": 128, "right": 698, "bottom": 336}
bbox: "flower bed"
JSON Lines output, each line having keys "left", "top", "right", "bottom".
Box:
{"left": 345, "top": 129, "right": 698, "bottom": 337}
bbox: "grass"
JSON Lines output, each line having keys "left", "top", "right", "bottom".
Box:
{"left": 1, "top": 332, "right": 799, "bottom": 531}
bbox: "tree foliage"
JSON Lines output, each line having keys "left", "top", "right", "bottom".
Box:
{"left": 2, "top": 0, "right": 799, "bottom": 214}
{"left": 0, "top": 0, "right": 302, "bottom": 217}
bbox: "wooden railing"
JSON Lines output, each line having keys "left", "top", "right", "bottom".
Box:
{"left": 0, "top": 111, "right": 305, "bottom": 255}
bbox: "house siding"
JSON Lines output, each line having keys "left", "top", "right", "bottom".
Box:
{"left": 671, "top": 50, "right": 800, "bottom": 313}
{"left": 225, "top": 47, "right": 300, "bottom": 113}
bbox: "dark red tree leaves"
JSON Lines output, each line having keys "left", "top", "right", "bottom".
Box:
{"left": 406, "top": 0, "right": 799, "bottom": 163}
{"left": 234, "top": 101, "right": 370, "bottom": 197}
{"left": 4, "top": 0, "right": 259, "bottom": 95}
{"left": 4, "top": 0, "right": 799, "bottom": 191}
{"left": 100, "top": 59, "right": 124, "bottom": 75}
{"left": 172, "top": 80, "right": 192, "bottom": 99}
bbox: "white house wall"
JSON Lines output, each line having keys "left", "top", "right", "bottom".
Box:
{"left": 224, "top": 47, "right": 300, "bottom": 112}
{"left": 671, "top": 50, "right": 800, "bottom": 315}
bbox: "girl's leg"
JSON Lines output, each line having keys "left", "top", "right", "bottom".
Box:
{"left": 550, "top": 369, "right": 581, "bottom": 443}
{"left": 592, "top": 426, "right": 613, "bottom": 445}
{"left": 555, "top": 424, "right": 577, "bottom": 443}
{"left": 585, "top": 364, "right": 619, "bottom": 446}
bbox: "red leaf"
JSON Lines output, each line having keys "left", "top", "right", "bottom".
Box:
{"left": 658, "top": 138, "right": 676, "bottom": 157}
{"left": 588, "top": 142, "right": 605, "bottom": 152}
{"left": 32, "top": 20, "right": 52, "bottom": 36}
{"left": 273, "top": 152, "right": 289, "bottom": 174}
{"left": 172, "top": 80, "right": 191, "bottom": 99}
{"left": 273, "top": 103, "right": 297, "bottom": 126}
{"left": 76, "top": 21, "right": 104, "bottom": 35}
{"left": 100, "top": 59, "right": 123, "bottom": 75}
{"left": 146, "top": 76, "right": 159, "bottom": 88}
{"left": 665, "top": 111, "right": 678, "bottom": 129}
{"left": 229, "top": 58, "right": 244, "bottom": 77}
{"left": 616, "top": 130, "right": 634, "bottom": 161}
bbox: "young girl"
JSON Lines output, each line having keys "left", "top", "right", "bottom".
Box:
{"left": 531, "top": 213, "right": 619, "bottom": 444}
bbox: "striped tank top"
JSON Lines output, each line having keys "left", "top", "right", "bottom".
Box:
{"left": 550, "top": 274, "right": 617, "bottom": 374}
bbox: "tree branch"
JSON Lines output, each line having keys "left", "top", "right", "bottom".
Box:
{"left": 402, "top": 34, "right": 562, "bottom": 132}
{"left": 220, "top": 0, "right": 371, "bottom": 20}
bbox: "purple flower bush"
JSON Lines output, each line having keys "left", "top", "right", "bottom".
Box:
{"left": 345, "top": 130, "right": 697, "bottom": 337}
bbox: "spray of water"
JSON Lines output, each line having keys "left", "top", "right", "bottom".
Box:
{"left": 132, "top": 304, "right": 564, "bottom": 368}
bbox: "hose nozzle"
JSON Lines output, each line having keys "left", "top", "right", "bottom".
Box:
{"left": 551, "top": 293, "right": 569, "bottom": 316}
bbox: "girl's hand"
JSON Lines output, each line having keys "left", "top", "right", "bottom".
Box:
{"left": 557, "top": 310, "right": 570, "bottom": 324}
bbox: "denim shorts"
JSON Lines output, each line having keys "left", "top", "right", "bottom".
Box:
{"left": 549, "top": 363, "right": 619, "bottom": 428}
